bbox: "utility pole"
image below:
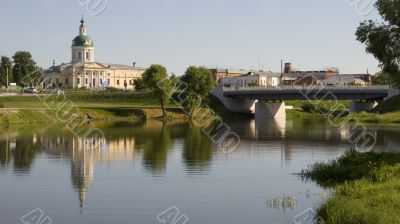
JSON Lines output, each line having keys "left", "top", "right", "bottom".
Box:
{"left": 6, "top": 66, "right": 9, "bottom": 92}
{"left": 280, "top": 59, "right": 283, "bottom": 88}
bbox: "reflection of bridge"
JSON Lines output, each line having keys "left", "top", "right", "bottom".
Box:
{"left": 212, "top": 86, "right": 398, "bottom": 118}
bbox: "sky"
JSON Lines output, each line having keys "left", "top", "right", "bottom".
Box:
{"left": 0, "top": 0, "right": 382, "bottom": 75}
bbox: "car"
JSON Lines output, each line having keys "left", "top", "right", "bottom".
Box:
{"left": 24, "top": 87, "right": 38, "bottom": 94}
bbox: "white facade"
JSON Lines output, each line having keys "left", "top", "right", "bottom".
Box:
{"left": 44, "top": 18, "right": 145, "bottom": 90}
{"left": 219, "top": 72, "right": 281, "bottom": 88}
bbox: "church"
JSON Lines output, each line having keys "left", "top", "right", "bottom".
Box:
{"left": 44, "top": 18, "right": 146, "bottom": 90}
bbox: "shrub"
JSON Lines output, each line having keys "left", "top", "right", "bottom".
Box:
{"left": 301, "top": 102, "right": 318, "bottom": 113}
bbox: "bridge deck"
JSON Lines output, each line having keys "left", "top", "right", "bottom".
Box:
{"left": 223, "top": 86, "right": 390, "bottom": 101}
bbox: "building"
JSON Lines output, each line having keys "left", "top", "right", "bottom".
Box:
{"left": 283, "top": 62, "right": 339, "bottom": 81}
{"left": 340, "top": 73, "right": 372, "bottom": 84}
{"left": 218, "top": 71, "right": 281, "bottom": 88}
{"left": 44, "top": 18, "right": 146, "bottom": 90}
{"left": 210, "top": 69, "right": 250, "bottom": 82}
{"left": 321, "top": 75, "right": 369, "bottom": 86}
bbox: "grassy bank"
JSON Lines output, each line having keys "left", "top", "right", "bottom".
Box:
{"left": 301, "top": 150, "right": 400, "bottom": 223}
{"left": 0, "top": 107, "right": 187, "bottom": 126}
{"left": 286, "top": 99, "right": 400, "bottom": 124}
{"left": 0, "top": 92, "right": 187, "bottom": 125}
{"left": 350, "top": 111, "right": 400, "bottom": 124}
{"left": 0, "top": 92, "right": 179, "bottom": 109}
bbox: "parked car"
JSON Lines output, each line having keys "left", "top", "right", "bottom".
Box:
{"left": 24, "top": 87, "right": 38, "bottom": 94}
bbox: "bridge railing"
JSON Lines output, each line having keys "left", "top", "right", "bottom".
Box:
{"left": 222, "top": 85, "right": 391, "bottom": 92}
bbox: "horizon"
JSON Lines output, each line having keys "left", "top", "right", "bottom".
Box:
{"left": 0, "top": 0, "right": 382, "bottom": 75}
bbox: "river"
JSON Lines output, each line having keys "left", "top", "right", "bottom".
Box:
{"left": 0, "top": 117, "right": 399, "bottom": 224}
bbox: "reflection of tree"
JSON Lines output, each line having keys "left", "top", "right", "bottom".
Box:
{"left": 0, "top": 140, "right": 10, "bottom": 167}
{"left": 141, "top": 124, "right": 171, "bottom": 174}
{"left": 183, "top": 123, "right": 213, "bottom": 171}
{"left": 13, "top": 137, "right": 40, "bottom": 172}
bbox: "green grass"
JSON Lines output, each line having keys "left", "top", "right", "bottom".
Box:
{"left": 300, "top": 149, "right": 400, "bottom": 186}
{"left": 301, "top": 150, "right": 400, "bottom": 223}
{"left": 0, "top": 92, "right": 180, "bottom": 109}
{"left": 351, "top": 111, "right": 400, "bottom": 124}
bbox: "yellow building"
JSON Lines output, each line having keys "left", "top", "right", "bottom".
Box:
{"left": 44, "top": 18, "right": 146, "bottom": 90}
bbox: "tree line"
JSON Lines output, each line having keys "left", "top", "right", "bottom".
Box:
{"left": 134, "top": 64, "right": 215, "bottom": 119}
{"left": 0, "top": 51, "right": 42, "bottom": 88}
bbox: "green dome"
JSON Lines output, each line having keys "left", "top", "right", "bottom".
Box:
{"left": 72, "top": 35, "right": 93, "bottom": 47}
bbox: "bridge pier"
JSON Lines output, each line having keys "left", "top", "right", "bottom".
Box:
{"left": 255, "top": 101, "right": 286, "bottom": 119}
{"left": 350, "top": 101, "right": 378, "bottom": 113}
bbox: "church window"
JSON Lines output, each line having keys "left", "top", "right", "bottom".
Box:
{"left": 100, "top": 79, "right": 103, "bottom": 84}
{"left": 77, "top": 78, "right": 80, "bottom": 85}
{"left": 66, "top": 78, "right": 68, "bottom": 85}
{"left": 93, "top": 79, "right": 96, "bottom": 85}
{"left": 117, "top": 80, "right": 120, "bottom": 85}
{"left": 85, "top": 78, "right": 88, "bottom": 84}
{"left": 86, "top": 52, "right": 89, "bottom": 60}
{"left": 78, "top": 52, "right": 82, "bottom": 59}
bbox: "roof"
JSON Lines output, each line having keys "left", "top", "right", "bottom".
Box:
{"left": 322, "top": 75, "right": 367, "bottom": 84}
{"left": 105, "top": 63, "right": 146, "bottom": 70}
{"left": 45, "top": 62, "right": 146, "bottom": 73}
{"left": 72, "top": 35, "right": 93, "bottom": 47}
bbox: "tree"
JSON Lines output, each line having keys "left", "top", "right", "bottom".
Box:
{"left": 180, "top": 66, "right": 215, "bottom": 116}
{"left": 373, "top": 71, "right": 392, "bottom": 85}
{"left": 356, "top": 0, "right": 400, "bottom": 87}
{"left": 0, "top": 56, "right": 12, "bottom": 88}
{"left": 12, "top": 51, "right": 41, "bottom": 87}
{"left": 133, "top": 78, "right": 146, "bottom": 91}
{"left": 142, "top": 64, "right": 172, "bottom": 118}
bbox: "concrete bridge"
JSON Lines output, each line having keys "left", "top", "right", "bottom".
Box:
{"left": 211, "top": 85, "right": 398, "bottom": 119}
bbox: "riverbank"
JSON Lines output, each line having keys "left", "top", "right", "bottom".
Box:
{"left": 286, "top": 99, "right": 400, "bottom": 124}
{"left": 1, "top": 93, "right": 400, "bottom": 125}
{"left": 0, "top": 107, "right": 188, "bottom": 126}
{"left": 301, "top": 150, "right": 400, "bottom": 223}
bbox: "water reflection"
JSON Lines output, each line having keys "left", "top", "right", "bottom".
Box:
{"left": 0, "top": 119, "right": 400, "bottom": 211}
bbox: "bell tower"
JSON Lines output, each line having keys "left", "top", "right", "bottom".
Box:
{"left": 71, "top": 17, "right": 95, "bottom": 63}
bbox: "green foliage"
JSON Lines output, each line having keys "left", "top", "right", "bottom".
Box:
{"left": 301, "top": 102, "right": 328, "bottom": 113}
{"left": 300, "top": 149, "right": 400, "bottom": 186}
{"left": 142, "top": 64, "right": 173, "bottom": 118}
{"left": 319, "top": 176, "right": 400, "bottom": 224}
{"left": 0, "top": 56, "right": 13, "bottom": 87}
{"left": 180, "top": 66, "right": 215, "bottom": 115}
{"left": 247, "top": 82, "right": 260, "bottom": 87}
{"left": 0, "top": 100, "right": 3, "bottom": 108}
{"left": 356, "top": 1, "right": 400, "bottom": 87}
{"left": 302, "top": 149, "right": 400, "bottom": 223}
{"left": 12, "top": 51, "right": 42, "bottom": 87}
{"left": 372, "top": 71, "right": 392, "bottom": 85}
{"left": 133, "top": 78, "right": 146, "bottom": 91}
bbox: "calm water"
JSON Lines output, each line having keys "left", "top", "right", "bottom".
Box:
{"left": 1, "top": 118, "right": 400, "bottom": 224}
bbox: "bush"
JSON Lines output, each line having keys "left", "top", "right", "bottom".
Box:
{"left": 301, "top": 102, "right": 331, "bottom": 114}
{"left": 0, "top": 100, "right": 3, "bottom": 108}
{"left": 301, "top": 102, "right": 318, "bottom": 113}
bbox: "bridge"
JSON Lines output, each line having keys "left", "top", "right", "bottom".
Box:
{"left": 211, "top": 85, "right": 398, "bottom": 119}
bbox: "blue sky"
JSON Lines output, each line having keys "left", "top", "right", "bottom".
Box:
{"left": 0, "top": 0, "right": 382, "bottom": 75}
